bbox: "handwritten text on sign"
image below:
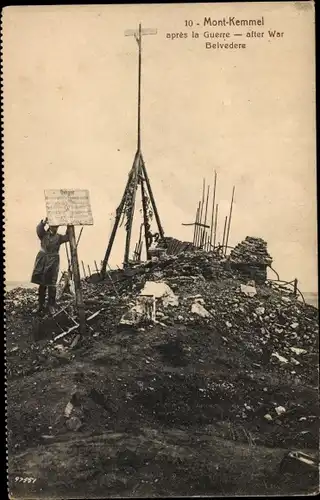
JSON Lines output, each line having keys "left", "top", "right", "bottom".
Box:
{"left": 45, "top": 189, "right": 94, "bottom": 226}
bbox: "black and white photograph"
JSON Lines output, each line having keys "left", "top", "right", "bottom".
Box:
{"left": 3, "top": 2, "right": 318, "bottom": 498}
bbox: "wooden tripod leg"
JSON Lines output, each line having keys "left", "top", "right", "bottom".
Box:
{"left": 140, "top": 156, "right": 165, "bottom": 239}
{"left": 124, "top": 153, "right": 141, "bottom": 265}
{"left": 101, "top": 164, "right": 135, "bottom": 276}
{"left": 141, "top": 179, "right": 151, "bottom": 260}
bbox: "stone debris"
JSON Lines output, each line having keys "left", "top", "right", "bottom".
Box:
{"left": 240, "top": 284, "right": 257, "bottom": 297}
{"left": 5, "top": 242, "right": 319, "bottom": 455}
{"left": 275, "top": 406, "right": 286, "bottom": 416}
{"left": 271, "top": 352, "right": 289, "bottom": 364}
{"left": 191, "top": 302, "right": 211, "bottom": 318}
{"left": 290, "top": 347, "right": 307, "bottom": 356}
{"left": 64, "top": 401, "right": 74, "bottom": 418}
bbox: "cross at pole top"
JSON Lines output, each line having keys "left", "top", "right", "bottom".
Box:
{"left": 124, "top": 25, "right": 157, "bottom": 45}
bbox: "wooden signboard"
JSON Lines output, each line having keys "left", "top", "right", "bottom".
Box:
{"left": 44, "top": 188, "right": 93, "bottom": 337}
{"left": 44, "top": 189, "right": 93, "bottom": 226}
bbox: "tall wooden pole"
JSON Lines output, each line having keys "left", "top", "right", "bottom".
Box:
{"left": 193, "top": 203, "right": 200, "bottom": 245}
{"left": 213, "top": 203, "right": 219, "bottom": 248}
{"left": 225, "top": 186, "right": 235, "bottom": 256}
{"left": 222, "top": 216, "right": 228, "bottom": 253}
{"left": 197, "top": 179, "right": 205, "bottom": 248}
{"left": 209, "top": 171, "right": 217, "bottom": 249}
{"left": 201, "top": 184, "right": 210, "bottom": 247}
{"left": 137, "top": 24, "right": 142, "bottom": 151}
{"left": 67, "top": 225, "right": 86, "bottom": 336}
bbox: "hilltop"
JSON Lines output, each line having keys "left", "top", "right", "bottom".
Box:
{"left": 6, "top": 243, "right": 319, "bottom": 497}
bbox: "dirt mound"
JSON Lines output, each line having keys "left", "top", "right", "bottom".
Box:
{"left": 5, "top": 248, "right": 319, "bottom": 497}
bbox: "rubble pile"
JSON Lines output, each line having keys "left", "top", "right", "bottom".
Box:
{"left": 229, "top": 237, "right": 273, "bottom": 284}
{"left": 5, "top": 245, "right": 319, "bottom": 458}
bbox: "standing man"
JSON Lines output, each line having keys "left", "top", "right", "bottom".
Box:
{"left": 31, "top": 217, "right": 69, "bottom": 314}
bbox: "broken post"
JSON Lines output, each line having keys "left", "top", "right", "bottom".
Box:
{"left": 293, "top": 278, "right": 298, "bottom": 296}
{"left": 67, "top": 225, "right": 86, "bottom": 336}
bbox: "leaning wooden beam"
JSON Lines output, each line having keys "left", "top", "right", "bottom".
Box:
{"left": 53, "top": 323, "right": 80, "bottom": 341}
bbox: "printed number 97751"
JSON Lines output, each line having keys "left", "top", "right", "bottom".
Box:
{"left": 14, "top": 476, "right": 37, "bottom": 484}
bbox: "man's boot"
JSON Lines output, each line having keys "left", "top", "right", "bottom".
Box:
{"left": 38, "top": 286, "right": 46, "bottom": 314}
{"left": 48, "top": 286, "right": 57, "bottom": 315}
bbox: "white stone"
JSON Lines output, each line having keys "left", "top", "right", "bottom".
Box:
{"left": 240, "top": 284, "right": 257, "bottom": 297}
{"left": 290, "top": 347, "right": 307, "bottom": 356}
{"left": 191, "top": 302, "right": 211, "bottom": 318}
{"left": 275, "top": 406, "right": 286, "bottom": 416}
{"left": 140, "top": 281, "right": 179, "bottom": 307}
{"left": 271, "top": 352, "right": 289, "bottom": 363}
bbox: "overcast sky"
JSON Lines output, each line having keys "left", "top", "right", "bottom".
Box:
{"left": 3, "top": 3, "right": 317, "bottom": 292}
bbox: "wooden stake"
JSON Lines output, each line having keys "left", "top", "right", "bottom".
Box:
{"left": 209, "top": 171, "right": 217, "bottom": 249}
{"left": 67, "top": 225, "right": 86, "bottom": 336}
{"left": 87, "top": 264, "right": 92, "bottom": 277}
{"left": 197, "top": 179, "right": 206, "bottom": 248}
{"left": 222, "top": 216, "right": 228, "bottom": 253}
{"left": 193, "top": 203, "right": 200, "bottom": 245}
{"left": 201, "top": 184, "right": 210, "bottom": 247}
{"left": 213, "top": 203, "right": 218, "bottom": 248}
{"left": 225, "top": 186, "right": 235, "bottom": 256}
{"left": 194, "top": 201, "right": 201, "bottom": 247}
